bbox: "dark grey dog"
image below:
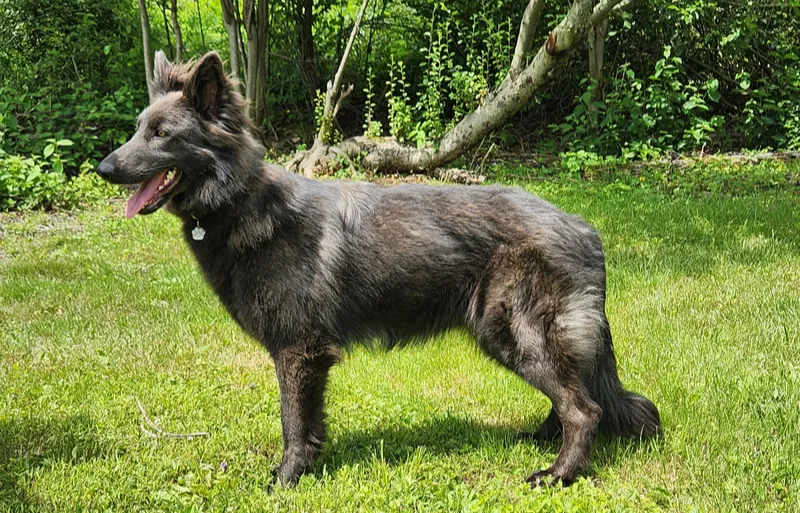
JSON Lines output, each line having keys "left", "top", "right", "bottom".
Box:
{"left": 97, "top": 51, "right": 661, "bottom": 487}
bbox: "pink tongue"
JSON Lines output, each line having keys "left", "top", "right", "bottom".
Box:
{"left": 126, "top": 171, "right": 167, "bottom": 218}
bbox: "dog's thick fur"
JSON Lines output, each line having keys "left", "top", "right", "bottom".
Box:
{"left": 97, "top": 51, "right": 661, "bottom": 487}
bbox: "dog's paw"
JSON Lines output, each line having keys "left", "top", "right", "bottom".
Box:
{"left": 269, "top": 466, "right": 299, "bottom": 490}
{"left": 525, "top": 469, "right": 572, "bottom": 488}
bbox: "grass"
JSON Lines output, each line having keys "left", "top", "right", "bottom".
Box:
{"left": 1, "top": 174, "right": 798, "bottom": 512}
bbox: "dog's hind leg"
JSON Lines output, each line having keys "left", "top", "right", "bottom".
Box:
{"left": 518, "top": 407, "right": 561, "bottom": 443}
{"left": 471, "top": 247, "right": 602, "bottom": 486}
{"left": 271, "top": 339, "right": 341, "bottom": 487}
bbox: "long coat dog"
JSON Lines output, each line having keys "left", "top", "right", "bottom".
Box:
{"left": 97, "top": 51, "right": 661, "bottom": 487}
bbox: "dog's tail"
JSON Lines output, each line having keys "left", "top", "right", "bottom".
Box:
{"left": 588, "top": 321, "right": 662, "bottom": 438}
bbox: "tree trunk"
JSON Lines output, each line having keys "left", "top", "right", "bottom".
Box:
{"left": 289, "top": 0, "right": 634, "bottom": 175}
{"left": 296, "top": 0, "right": 318, "bottom": 104}
{"left": 234, "top": 0, "right": 248, "bottom": 82}
{"left": 221, "top": 0, "right": 241, "bottom": 89}
{"left": 587, "top": 17, "right": 608, "bottom": 112}
{"left": 160, "top": 0, "right": 174, "bottom": 60}
{"left": 243, "top": 0, "right": 269, "bottom": 126}
{"left": 195, "top": 0, "right": 206, "bottom": 51}
{"left": 170, "top": 0, "right": 184, "bottom": 62}
{"left": 137, "top": 0, "right": 155, "bottom": 101}
{"left": 509, "top": 0, "right": 546, "bottom": 75}
{"left": 362, "top": 0, "right": 388, "bottom": 83}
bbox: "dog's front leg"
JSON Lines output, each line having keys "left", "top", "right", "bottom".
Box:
{"left": 272, "top": 340, "right": 340, "bottom": 487}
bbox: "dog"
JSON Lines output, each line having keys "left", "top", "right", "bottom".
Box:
{"left": 96, "top": 51, "right": 661, "bottom": 488}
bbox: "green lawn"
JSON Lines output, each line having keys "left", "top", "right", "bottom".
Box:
{"left": 1, "top": 177, "right": 798, "bottom": 512}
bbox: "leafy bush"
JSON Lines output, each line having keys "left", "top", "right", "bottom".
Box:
{"left": 382, "top": 1, "right": 512, "bottom": 148}
{"left": 555, "top": 47, "right": 729, "bottom": 157}
{"left": 0, "top": 83, "right": 141, "bottom": 173}
{"left": 0, "top": 143, "right": 121, "bottom": 212}
{"left": 0, "top": 0, "right": 145, "bottom": 167}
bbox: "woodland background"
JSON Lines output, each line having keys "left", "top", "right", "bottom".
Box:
{"left": 0, "top": 0, "right": 798, "bottom": 207}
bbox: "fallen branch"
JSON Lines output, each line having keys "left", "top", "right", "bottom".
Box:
{"left": 289, "top": 0, "right": 633, "bottom": 176}
{"left": 135, "top": 397, "right": 210, "bottom": 440}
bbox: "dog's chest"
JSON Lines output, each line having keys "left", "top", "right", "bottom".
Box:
{"left": 185, "top": 228, "right": 310, "bottom": 343}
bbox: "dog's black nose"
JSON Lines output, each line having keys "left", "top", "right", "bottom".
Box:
{"left": 96, "top": 152, "right": 119, "bottom": 179}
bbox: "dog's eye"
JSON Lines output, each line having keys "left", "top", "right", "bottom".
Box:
{"left": 156, "top": 129, "right": 167, "bottom": 138}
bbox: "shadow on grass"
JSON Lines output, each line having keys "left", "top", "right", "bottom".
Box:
{"left": 0, "top": 414, "right": 109, "bottom": 511}
{"left": 316, "top": 413, "right": 662, "bottom": 480}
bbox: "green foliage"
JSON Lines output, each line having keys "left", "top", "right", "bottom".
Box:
{"left": 314, "top": 90, "right": 341, "bottom": 145}
{"left": 386, "top": 58, "right": 414, "bottom": 143}
{"left": 362, "top": 66, "right": 383, "bottom": 138}
{"left": 578, "top": 0, "right": 800, "bottom": 154}
{"left": 2, "top": 0, "right": 798, "bottom": 186}
{"left": 0, "top": 84, "right": 140, "bottom": 169}
{"left": 0, "top": 143, "right": 121, "bottom": 211}
{"left": 381, "top": 1, "right": 512, "bottom": 148}
{"left": 556, "top": 47, "right": 729, "bottom": 157}
{"left": 0, "top": 0, "right": 145, "bottom": 168}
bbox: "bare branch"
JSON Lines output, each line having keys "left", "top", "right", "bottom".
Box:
{"left": 330, "top": 0, "right": 369, "bottom": 108}
{"left": 333, "top": 83, "right": 354, "bottom": 118}
{"left": 590, "top": 0, "right": 641, "bottom": 25}
{"left": 136, "top": 397, "right": 210, "bottom": 440}
{"left": 510, "top": 0, "right": 546, "bottom": 74}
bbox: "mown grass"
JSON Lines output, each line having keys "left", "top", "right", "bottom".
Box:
{"left": 0, "top": 174, "right": 798, "bottom": 512}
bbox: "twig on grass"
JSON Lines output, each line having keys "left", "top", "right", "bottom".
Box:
{"left": 135, "top": 397, "right": 210, "bottom": 439}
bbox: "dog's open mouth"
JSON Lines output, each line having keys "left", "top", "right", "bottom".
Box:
{"left": 126, "top": 168, "right": 182, "bottom": 218}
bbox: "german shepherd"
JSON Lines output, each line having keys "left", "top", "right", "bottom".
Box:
{"left": 96, "top": 51, "right": 661, "bottom": 488}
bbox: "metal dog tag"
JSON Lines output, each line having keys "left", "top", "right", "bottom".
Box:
{"left": 192, "top": 225, "right": 206, "bottom": 241}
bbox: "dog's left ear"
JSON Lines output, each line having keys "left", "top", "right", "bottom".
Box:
{"left": 185, "top": 52, "right": 227, "bottom": 121}
{"left": 153, "top": 51, "right": 173, "bottom": 94}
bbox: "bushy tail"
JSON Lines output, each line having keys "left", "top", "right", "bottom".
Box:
{"left": 589, "top": 323, "right": 662, "bottom": 438}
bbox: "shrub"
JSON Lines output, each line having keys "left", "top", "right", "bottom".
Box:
{"left": 0, "top": 143, "right": 121, "bottom": 212}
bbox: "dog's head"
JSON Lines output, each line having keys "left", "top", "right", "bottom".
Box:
{"left": 96, "top": 51, "right": 263, "bottom": 218}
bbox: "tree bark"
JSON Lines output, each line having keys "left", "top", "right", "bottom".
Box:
{"left": 295, "top": 0, "right": 318, "bottom": 104}
{"left": 243, "top": 0, "right": 269, "bottom": 126}
{"left": 509, "top": 0, "right": 546, "bottom": 76}
{"left": 170, "top": 0, "right": 184, "bottom": 62}
{"left": 195, "top": 0, "right": 206, "bottom": 51}
{"left": 137, "top": 0, "right": 155, "bottom": 101}
{"left": 290, "top": 0, "right": 635, "bottom": 175}
{"left": 587, "top": 17, "right": 608, "bottom": 112}
{"left": 221, "top": 0, "right": 241, "bottom": 89}
{"left": 234, "top": 0, "right": 248, "bottom": 82}
{"left": 159, "top": 0, "right": 174, "bottom": 60}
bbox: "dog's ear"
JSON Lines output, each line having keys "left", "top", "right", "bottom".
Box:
{"left": 153, "top": 50, "right": 174, "bottom": 95}
{"left": 184, "top": 52, "right": 227, "bottom": 121}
